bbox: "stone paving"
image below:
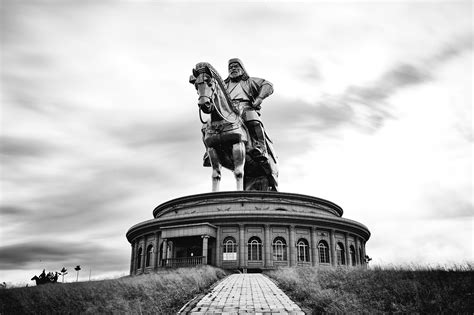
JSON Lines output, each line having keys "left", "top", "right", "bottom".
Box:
{"left": 185, "top": 274, "right": 305, "bottom": 314}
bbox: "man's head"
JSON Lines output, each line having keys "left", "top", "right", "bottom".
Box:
{"left": 228, "top": 58, "right": 249, "bottom": 81}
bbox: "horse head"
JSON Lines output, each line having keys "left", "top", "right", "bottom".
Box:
{"left": 190, "top": 62, "right": 216, "bottom": 114}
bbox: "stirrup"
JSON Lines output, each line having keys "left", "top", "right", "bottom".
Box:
{"left": 249, "top": 147, "right": 268, "bottom": 163}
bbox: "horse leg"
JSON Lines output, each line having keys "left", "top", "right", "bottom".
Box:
{"left": 232, "top": 142, "right": 245, "bottom": 191}
{"left": 208, "top": 148, "right": 221, "bottom": 192}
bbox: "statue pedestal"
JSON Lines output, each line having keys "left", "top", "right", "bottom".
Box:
{"left": 126, "top": 191, "right": 370, "bottom": 274}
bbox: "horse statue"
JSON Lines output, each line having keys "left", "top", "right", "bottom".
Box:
{"left": 190, "top": 62, "right": 278, "bottom": 191}
{"left": 31, "top": 270, "right": 60, "bottom": 285}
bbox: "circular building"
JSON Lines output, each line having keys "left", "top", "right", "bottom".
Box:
{"left": 126, "top": 191, "right": 370, "bottom": 274}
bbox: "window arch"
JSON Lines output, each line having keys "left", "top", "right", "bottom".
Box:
{"left": 137, "top": 247, "right": 143, "bottom": 269}
{"left": 336, "top": 242, "right": 345, "bottom": 265}
{"left": 297, "top": 238, "right": 310, "bottom": 262}
{"left": 145, "top": 245, "right": 153, "bottom": 267}
{"left": 318, "top": 241, "right": 330, "bottom": 264}
{"left": 248, "top": 237, "right": 262, "bottom": 261}
{"left": 350, "top": 245, "right": 356, "bottom": 266}
{"left": 223, "top": 237, "right": 237, "bottom": 261}
{"left": 223, "top": 237, "right": 237, "bottom": 253}
{"left": 272, "top": 237, "right": 287, "bottom": 261}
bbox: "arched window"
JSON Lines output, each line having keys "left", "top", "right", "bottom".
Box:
{"left": 272, "top": 237, "right": 287, "bottom": 261}
{"left": 248, "top": 237, "right": 262, "bottom": 261}
{"left": 350, "top": 245, "right": 356, "bottom": 266}
{"left": 359, "top": 246, "right": 364, "bottom": 264}
{"left": 336, "top": 242, "right": 345, "bottom": 265}
{"left": 318, "top": 241, "right": 330, "bottom": 264}
{"left": 223, "top": 237, "right": 237, "bottom": 261}
{"left": 297, "top": 239, "right": 310, "bottom": 262}
{"left": 145, "top": 245, "right": 153, "bottom": 267}
{"left": 137, "top": 247, "right": 143, "bottom": 269}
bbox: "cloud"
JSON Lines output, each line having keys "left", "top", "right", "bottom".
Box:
{"left": 296, "top": 59, "right": 322, "bottom": 82}
{"left": 225, "top": 5, "right": 304, "bottom": 28}
{"left": 0, "top": 240, "right": 128, "bottom": 272}
{"left": 0, "top": 205, "right": 29, "bottom": 217}
{"left": 273, "top": 35, "right": 473, "bottom": 138}
{"left": 106, "top": 120, "right": 200, "bottom": 149}
{"left": 0, "top": 135, "right": 56, "bottom": 158}
{"left": 431, "top": 34, "right": 473, "bottom": 64}
{"left": 423, "top": 192, "right": 473, "bottom": 219}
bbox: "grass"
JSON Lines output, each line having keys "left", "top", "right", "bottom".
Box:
{"left": 265, "top": 264, "right": 473, "bottom": 314}
{"left": 3, "top": 264, "right": 472, "bottom": 314}
{"left": 0, "top": 265, "right": 227, "bottom": 314}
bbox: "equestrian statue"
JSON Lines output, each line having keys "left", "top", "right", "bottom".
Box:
{"left": 189, "top": 59, "right": 278, "bottom": 192}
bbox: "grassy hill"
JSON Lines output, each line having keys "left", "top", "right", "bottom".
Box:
{"left": 1, "top": 264, "right": 472, "bottom": 314}
{"left": 0, "top": 266, "right": 227, "bottom": 314}
{"left": 265, "top": 264, "right": 473, "bottom": 314}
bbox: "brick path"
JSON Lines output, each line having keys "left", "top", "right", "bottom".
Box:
{"left": 183, "top": 274, "right": 304, "bottom": 314}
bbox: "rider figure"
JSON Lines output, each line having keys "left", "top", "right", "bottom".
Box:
{"left": 224, "top": 58, "right": 273, "bottom": 162}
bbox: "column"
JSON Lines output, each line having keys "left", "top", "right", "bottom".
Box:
{"left": 154, "top": 232, "right": 160, "bottom": 270}
{"left": 330, "top": 229, "right": 336, "bottom": 266}
{"left": 289, "top": 225, "right": 296, "bottom": 267}
{"left": 264, "top": 224, "right": 271, "bottom": 268}
{"left": 161, "top": 238, "right": 168, "bottom": 267}
{"left": 215, "top": 227, "right": 221, "bottom": 267}
{"left": 202, "top": 235, "right": 209, "bottom": 264}
{"left": 354, "top": 237, "right": 360, "bottom": 265}
{"left": 344, "top": 232, "right": 350, "bottom": 266}
{"left": 310, "top": 227, "right": 318, "bottom": 267}
{"left": 239, "top": 224, "right": 246, "bottom": 269}
{"left": 133, "top": 241, "right": 139, "bottom": 274}
{"left": 130, "top": 243, "right": 135, "bottom": 275}
{"left": 141, "top": 235, "right": 147, "bottom": 271}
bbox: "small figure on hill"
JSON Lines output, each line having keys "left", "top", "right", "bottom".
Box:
{"left": 61, "top": 267, "right": 68, "bottom": 283}
{"left": 75, "top": 265, "right": 81, "bottom": 282}
{"left": 365, "top": 255, "right": 372, "bottom": 264}
{"left": 31, "top": 270, "right": 60, "bottom": 285}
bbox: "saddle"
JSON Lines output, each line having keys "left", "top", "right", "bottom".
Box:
{"left": 202, "top": 120, "right": 247, "bottom": 148}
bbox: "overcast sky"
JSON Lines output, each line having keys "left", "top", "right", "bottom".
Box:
{"left": 1, "top": 1, "right": 472, "bottom": 285}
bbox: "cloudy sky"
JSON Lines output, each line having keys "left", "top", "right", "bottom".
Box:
{"left": 1, "top": 0, "right": 472, "bottom": 285}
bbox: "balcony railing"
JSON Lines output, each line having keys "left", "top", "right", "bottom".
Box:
{"left": 161, "top": 256, "right": 204, "bottom": 268}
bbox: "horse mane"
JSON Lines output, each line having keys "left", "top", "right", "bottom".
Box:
{"left": 199, "top": 62, "right": 239, "bottom": 115}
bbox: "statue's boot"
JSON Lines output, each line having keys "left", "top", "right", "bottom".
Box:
{"left": 203, "top": 152, "right": 211, "bottom": 167}
{"left": 247, "top": 121, "right": 268, "bottom": 163}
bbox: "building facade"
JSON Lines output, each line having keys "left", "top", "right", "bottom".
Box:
{"left": 126, "top": 191, "right": 370, "bottom": 274}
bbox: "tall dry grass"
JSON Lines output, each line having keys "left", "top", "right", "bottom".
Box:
{"left": 265, "top": 264, "right": 473, "bottom": 314}
{"left": 0, "top": 266, "right": 227, "bottom": 314}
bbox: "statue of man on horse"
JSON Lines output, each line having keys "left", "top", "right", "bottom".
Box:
{"left": 190, "top": 59, "right": 278, "bottom": 192}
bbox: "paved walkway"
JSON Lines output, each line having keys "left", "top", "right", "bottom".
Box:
{"left": 184, "top": 274, "right": 304, "bottom": 314}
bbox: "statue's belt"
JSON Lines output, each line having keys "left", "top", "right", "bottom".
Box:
{"left": 205, "top": 121, "right": 242, "bottom": 134}
{"left": 233, "top": 100, "right": 252, "bottom": 109}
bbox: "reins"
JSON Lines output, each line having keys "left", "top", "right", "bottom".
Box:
{"left": 212, "top": 87, "right": 240, "bottom": 124}
{"left": 195, "top": 62, "right": 243, "bottom": 125}
{"left": 198, "top": 76, "right": 241, "bottom": 125}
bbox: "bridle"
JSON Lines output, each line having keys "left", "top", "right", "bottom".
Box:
{"left": 196, "top": 73, "right": 240, "bottom": 125}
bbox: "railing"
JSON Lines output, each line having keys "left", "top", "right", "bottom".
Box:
{"left": 161, "top": 256, "right": 204, "bottom": 268}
